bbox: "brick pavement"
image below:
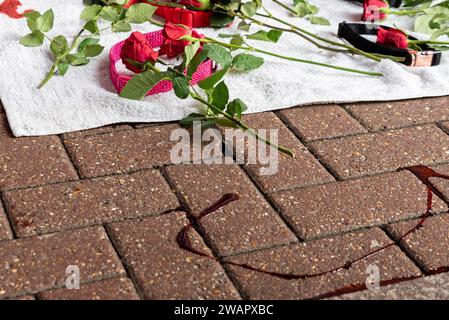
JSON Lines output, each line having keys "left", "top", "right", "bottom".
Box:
{"left": 1, "top": 97, "right": 449, "bottom": 299}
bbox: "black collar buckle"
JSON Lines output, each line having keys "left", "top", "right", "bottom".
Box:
{"left": 338, "top": 22, "right": 442, "bottom": 67}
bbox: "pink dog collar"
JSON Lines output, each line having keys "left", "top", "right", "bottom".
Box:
{"left": 109, "top": 29, "right": 213, "bottom": 96}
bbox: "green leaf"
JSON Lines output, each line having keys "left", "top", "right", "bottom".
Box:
{"left": 50, "top": 35, "right": 69, "bottom": 56}
{"left": 230, "top": 35, "right": 244, "bottom": 50}
{"left": 67, "top": 54, "right": 90, "bottom": 66}
{"left": 100, "top": 6, "right": 120, "bottom": 21}
{"left": 84, "top": 44, "right": 104, "bottom": 57}
{"left": 308, "top": 16, "right": 330, "bottom": 25}
{"left": 77, "top": 37, "right": 100, "bottom": 53}
{"left": 204, "top": 43, "right": 232, "bottom": 67}
{"left": 226, "top": 98, "right": 247, "bottom": 118}
{"left": 232, "top": 53, "right": 264, "bottom": 71}
{"left": 125, "top": 3, "right": 157, "bottom": 23}
{"left": 57, "top": 62, "right": 69, "bottom": 76}
{"left": 109, "top": 0, "right": 127, "bottom": 5}
{"left": 119, "top": 71, "right": 172, "bottom": 100}
{"left": 187, "top": 47, "right": 209, "bottom": 77}
{"left": 209, "top": 12, "right": 234, "bottom": 27}
{"left": 173, "top": 76, "right": 190, "bottom": 99}
{"left": 36, "top": 9, "right": 54, "bottom": 32}
{"left": 24, "top": 10, "right": 40, "bottom": 20}
{"left": 184, "top": 42, "right": 200, "bottom": 67}
{"left": 241, "top": 2, "right": 257, "bottom": 17}
{"left": 81, "top": 4, "right": 102, "bottom": 20}
{"left": 237, "top": 20, "right": 250, "bottom": 31}
{"left": 112, "top": 21, "right": 132, "bottom": 32}
{"left": 20, "top": 31, "right": 44, "bottom": 47}
{"left": 246, "top": 29, "right": 283, "bottom": 43}
{"left": 198, "top": 67, "right": 230, "bottom": 90}
{"left": 25, "top": 11, "right": 40, "bottom": 31}
{"left": 179, "top": 113, "right": 206, "bottom": 127}
{"left": 210, "top": 81, "right": 229, "bottom": 109}
{"left": 84, "top": 20, "right": 99, "bottom": 34}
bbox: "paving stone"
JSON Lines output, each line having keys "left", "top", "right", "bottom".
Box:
{"left": 219, "top": 112, "right": 334, "bottom": 193}
{"left": 345, "top": 97, "right": 449, "bottom": 131}
{"left": 62, "top": 124, "right": 133, "bottom": 139}
{"left": 4, "top": 170, "right": 179, "bottom": 237}
{"left": 271, "top": 171, "right": 447, "bottom": 240}
{"left": 225, "top": 228, "right": 421, "bottom": 299}
{"left": 278, "top": 105, "right": 366, "bottom": 141}
{"left": 386, "top": 214, "right": 449, "bottom": 273}
{"left": 4, "top": 295, "right": 35, "bottom": 300}
{"left": 309, "top": 125, "right": 449, "bottom": 179}
{"left": 0, "top": 113, "right": 12, "bottom": 136}
{"left": 426, "top": 164, "right": 449, "bottom": 203}
{"left": 64, "top": 124, "right": 181, "bottom": 178}
{"left": 108, "top": 212, "right": 241, "bottom": 299}
{"left": 0, "top": 226, "right": 125, "bottom": 299}
{"left": 331, "top": 273, "right": 449, "bottom": 300}
{"left": 164, "top": 163, "right": 297, "bottom": 256}
{"left": 0, "top": 136, "right": 78, "bottom": 190}
{"left": 38, "top": 277, "right": 139, "bottom": 300}
{"left": 440, "top": 121, "right": 449, "bottom": 133}
{"left": 0, "top": 202, "right": 13, "bottom": 241}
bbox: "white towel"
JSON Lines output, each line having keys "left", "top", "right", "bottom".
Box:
{"left": 0, "top": 0, "right": 448, "bottom": 137}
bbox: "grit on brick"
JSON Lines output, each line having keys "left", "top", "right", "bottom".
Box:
{"left": 0, "top": 202, "right": 13, "bottom": 241}
{"left": 309, "top": 125, "right": 449, "bottom": 179}
{"left": 225, "top": 228, "right": 421, "bottom": 299}
{"left": 38, "top": 277, "right": 140, "bottom": 300}
{"left": 62, "top": 124, "right": 134, "bottom": 139}
{"left": 3, "top": 170, "right": 179, "bottom": 237}
{"left": 107, "top": 212, "right": 241, "bottom": 299}
{"left": 0, "top": 226, "right": 125, "bottom": 299}
{"left": 271, "top": 171, "right": 447, "bottom": 240}
{"left": 219, "top": 112, "right": 334, "bottom": 193}
{"left": 64, "top": 124, "right": 181, "bottom": 178}
{"left": 277, "top": 105, "right": 367, "bottom": 141}
{"left": 0, "top": 113, "right": 12, "bottom": 136}
{"left": 386, "top": 214, "right": 449, "bottom": 273}
{"left": 345, "top": 97, "right": 449, "bottom": 131}
{"left": 164, "top": 163, "right": 297, "bottom": 257}
{"left": 0, "top": 135, "right": 78, "bottom": 190}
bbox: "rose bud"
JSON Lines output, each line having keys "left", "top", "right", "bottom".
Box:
{"left": 179, "top": 0, "right": 211, "bottom": 10}
{"left": 159, "top": 22, "right": 204, "bottom": 58}
{"left": 120, "top": 31, "right": 158, "bottom": 73}
{"left": 362, "top": 0, "right": 388, "bottom": 21}
{"left": 376, "top": 27, "right": 408, "bottom": 49}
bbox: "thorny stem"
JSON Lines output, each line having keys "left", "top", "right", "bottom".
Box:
{"left": 201, "top": 37, "right": 383, "bottom": 76}
{"left": 39, "top": 29, "right": 85, "bottom": 89}
{"left": 189, "top": 89, "right": 294, "bottom": 157}
{"left": 248, "top": 1, "right": 403, "bottom": 62}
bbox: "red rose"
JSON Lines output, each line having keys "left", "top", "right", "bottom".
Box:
{"left": 124, "top": 0, "right": 141, "bottom": 8}
{"left": 376, "top": 27, "right": 408, "bottom": 49}
{"left": 362, "top": 0, "right": 388, "bottom": 21}
{"left": 159, "top": 22, "right": 204, "bottom": 58}
{"left": 120, "top": 31, "right": 158, "bottom": 73}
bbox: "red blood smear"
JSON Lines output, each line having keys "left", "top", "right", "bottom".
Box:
{"left": 176, "top": 165, "right": 449, "bottom": 290}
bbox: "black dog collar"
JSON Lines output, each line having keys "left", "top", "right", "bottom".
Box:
{"left": 338, "top": 22, "right": 442, "bottom": 67}
{"left": 350, "top": 0, "right": 402, "bottom": 7}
